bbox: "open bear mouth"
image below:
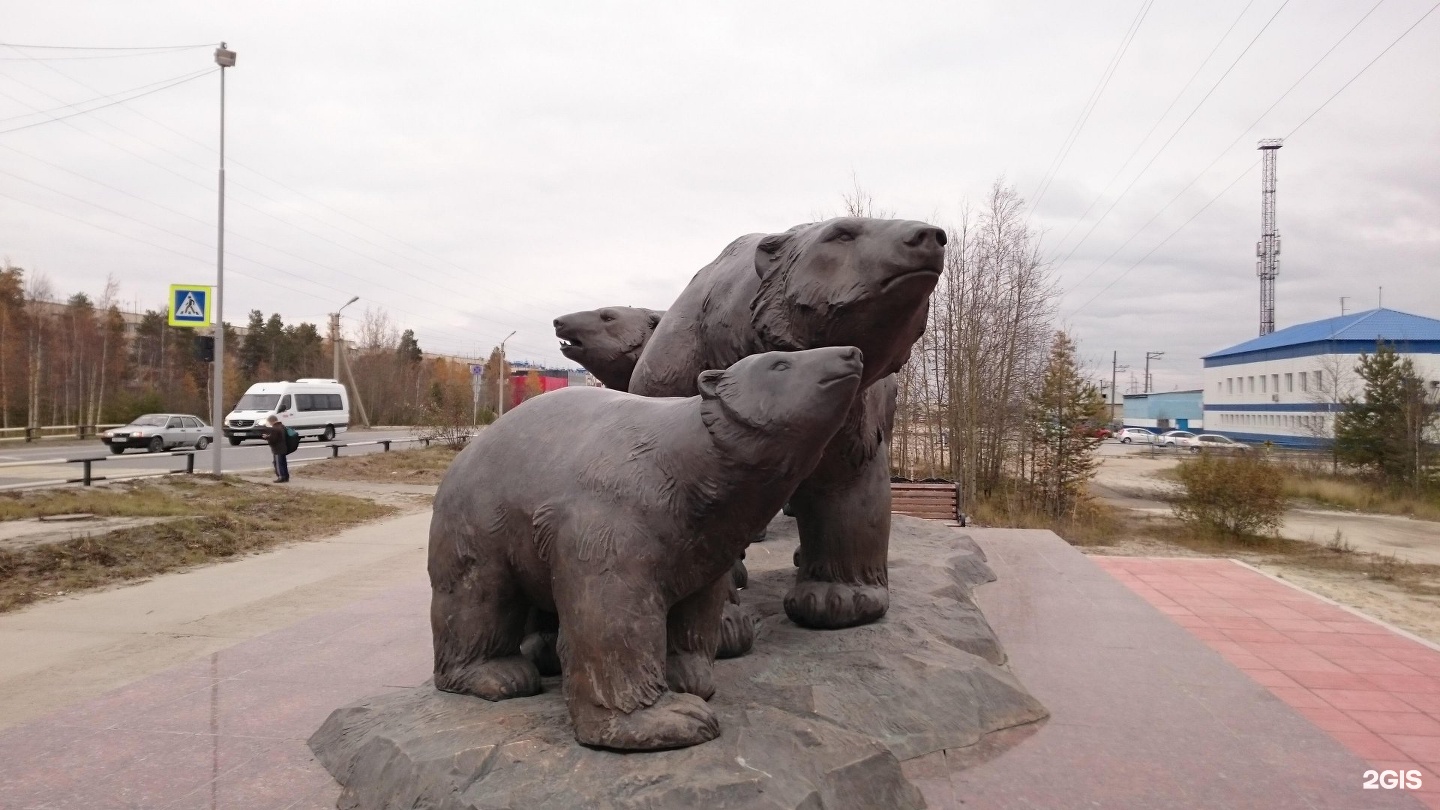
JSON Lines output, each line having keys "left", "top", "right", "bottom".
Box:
{"left": 558, "top": 337, "right": 582, "bottom": 350}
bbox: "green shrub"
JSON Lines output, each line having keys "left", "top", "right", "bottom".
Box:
{"left": 1171, "top": 452, "right": 1284, "bottom": 540}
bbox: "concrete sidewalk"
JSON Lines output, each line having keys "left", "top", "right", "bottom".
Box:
{"left": 0, "top": 510, "right": 431, "bottom": 730}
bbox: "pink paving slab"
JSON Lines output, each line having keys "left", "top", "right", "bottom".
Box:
{"left": 1096, "top": 556, "right": 1440, "bottom": 809}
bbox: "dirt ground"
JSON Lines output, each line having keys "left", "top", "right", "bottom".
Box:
{"left": 1092, "top": 451, "right": 1440, "bottom": 565}
{"left": 1087, "top": 449, "right": 1440, "bottom": 646}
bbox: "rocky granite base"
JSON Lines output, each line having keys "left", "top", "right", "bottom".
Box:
{"left": 309, "top": 515, "right": 1047, "bottom": 810}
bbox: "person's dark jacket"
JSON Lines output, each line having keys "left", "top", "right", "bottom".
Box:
{"left": 261, "top": 421, "right": 286, "bottom": 455}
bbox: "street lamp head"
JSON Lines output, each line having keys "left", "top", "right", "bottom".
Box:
{"left": 215, "top": 44, "right": 236, "bottom": 68}
{"left": 343, "top": 295, "right": 360, "bottom": 308}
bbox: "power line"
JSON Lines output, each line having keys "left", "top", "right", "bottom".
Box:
{"left": 2, "top": 46, "right": 596, "bottom": 314}
{"left": 0, "top": 64, "right": 567, "bottom": 331}
{"left": 1068, "top": 0, "right": 1440, "bottom": 318}
{"left": 1061, "top": 0, "right": 1384, "bottom": 302}
{"left": 0, "top": 42, "right": 213, "bottom": 50}
{"left": 0, "top": 183, "right": 559, "bottom": 359}
{"left": 0, "top": 46, "right": 205, "bottom": 61}
{"left": 1045, "top": 0, "right": 1259, "bottom": 259}
{"left": 1029, "top": 0, "right": 1154, "bottom": 216}
{"left": 1052, "top": 0, "right": 1291, "bottom": 283}
{"left": 0, "top": 68, "right": 215, "bottom": 134}
{"left": 0, "top": 67, "right": 217, "bottom": 125}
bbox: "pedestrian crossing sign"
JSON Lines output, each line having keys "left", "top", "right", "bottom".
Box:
{"left": 168, "top": 284, "right": 213, "bottom": 327}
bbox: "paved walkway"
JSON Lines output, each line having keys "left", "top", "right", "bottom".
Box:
{"left": 1097, "top": 556, "right": 1440, "bottom": 807}
{"left": 1, "top": 524, "right": 1436, "bottom": 808}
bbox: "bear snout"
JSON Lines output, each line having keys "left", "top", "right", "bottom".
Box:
{"left": 902, "top": 224, "right": 947, "bottom": 249}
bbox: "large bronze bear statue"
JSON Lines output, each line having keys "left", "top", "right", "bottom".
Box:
{"left": 429, "top": 347, "right": 864, "bottom": 750}
{"left": 629, "top": 217, "right": 945, "bottom": 630}
{"left": 553, "top": 306, "right": 664, "bottom": 392}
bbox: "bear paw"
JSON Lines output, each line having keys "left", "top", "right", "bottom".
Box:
{"left": 729, "top": 559, "right": 748, "bottom": 589}
{"left": 783, "top": 581, "right": 889, "bottom": 629}
{"left": 520, "top": 631, "right": 562, "bottom": 677}
{"left": 666, "top": 652, "right": 716, "bottom": 699}
{"left": 434, "top": 656, "right": 541, "bottom": 701}
{"left": 716, "top": 601, "right": 755, "bottom": 659}
{"left": 573, "top": 692, "right": 719, "bottom": 751}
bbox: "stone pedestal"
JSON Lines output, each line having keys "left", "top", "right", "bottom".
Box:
{"left": 309, "top": 515, "right": 1047, "bottom": 810}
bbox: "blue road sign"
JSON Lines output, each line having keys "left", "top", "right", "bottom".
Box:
{"left": 169, "top": 284, "right": 212, "bottom": 328}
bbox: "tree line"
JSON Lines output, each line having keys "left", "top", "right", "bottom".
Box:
{"left": 0, "top": 262, "right": 486, "bottom": 431}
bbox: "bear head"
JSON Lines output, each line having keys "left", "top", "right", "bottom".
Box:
{"left": 554, "top": 306, "right": 664, "bottom": 391}
{"left": 697, "top": 347, "right": 864, "bottom": 476}
{"left": 750, "top": 217, "right": 945, "bottom": 386}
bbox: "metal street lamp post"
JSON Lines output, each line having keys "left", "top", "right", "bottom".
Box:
{"left": 332, "top": 295, "right": 360, "bottom": 381}
{"left": 211, "top": 42, "right": 236, "bottom": 476}
{"left": 497, "top": 331, "right": 516, "bottom": 418}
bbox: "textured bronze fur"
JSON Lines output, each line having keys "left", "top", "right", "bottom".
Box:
{"left": 554, "top": 306, "right": 664, "bottom": 392}
{"left": 629, "top": 217, "right": 944, "bottom": 629}
{"left": 429, "top": 347, "right": 863, "bottom": 750}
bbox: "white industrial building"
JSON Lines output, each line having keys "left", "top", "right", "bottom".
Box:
{"left": 1202, "top": 308, "right": 1440, "bottom": 448}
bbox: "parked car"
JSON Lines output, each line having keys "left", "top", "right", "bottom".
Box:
{"left": 1115, "top": 428, "right": 1156, "bottom": 444}
{"left": 1195, "top": 434, "right": 1249, "bottom": 453}
{"left": 224, "top": 379, "right": 350, "bottom": 446}
{"left": 1159, "top": 430, "right": 1201, "bottom": 450}
{"left": 101, "top": 414, "right": 211, "bottom": 454}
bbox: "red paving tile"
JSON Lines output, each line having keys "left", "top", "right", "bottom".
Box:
{"left": 1100, "top": 556, "right": 1440, "bottom": 805}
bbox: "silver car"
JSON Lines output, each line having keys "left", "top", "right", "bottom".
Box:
{"left": 101, "top": 414, "right": 212, "bottom": 454}
{"left": 1115, "top": 428, "right": 1156, "bottom": 444}
{"left": 1195, "top": 434, "right": 1249, "bottom": 453}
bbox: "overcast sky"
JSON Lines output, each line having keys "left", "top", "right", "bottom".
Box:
{"left": 2, "top": 0, "right": 1437, "bottom": 390}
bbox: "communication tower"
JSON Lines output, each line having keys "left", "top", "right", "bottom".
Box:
{"left": 1257, "top": 139, "right": 1283, "bottom": 336}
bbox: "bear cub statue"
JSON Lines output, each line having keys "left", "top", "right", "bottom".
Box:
{"left": 428, "top": 346, "right": 864, "bottom": 750}
{"left": 553, "top": 306, "right": 664, "bottom": 392}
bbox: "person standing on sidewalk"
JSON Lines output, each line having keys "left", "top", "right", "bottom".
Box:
{"left": 261, "top": 414, "right": 290, "bottom": 483}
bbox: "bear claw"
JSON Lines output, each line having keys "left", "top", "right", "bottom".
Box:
{"left": 783, "top": 581, "right": 889, "bottom": 629}
{"left": 716, "top": 601, "right": 755, "bottom": 659}
{"left": 434, "top": 656, "right": 542, "bottom": 701}
{"left": 574, "top": 692, "right": 720, "bottom": 751}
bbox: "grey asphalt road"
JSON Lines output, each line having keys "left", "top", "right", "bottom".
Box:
{"left": 0, "top": 428, "right": 418, "bottom": 489}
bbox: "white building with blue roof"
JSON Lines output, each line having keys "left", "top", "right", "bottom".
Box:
{"left": 1202, "top": 308, "right": 1440, "bottom": 448}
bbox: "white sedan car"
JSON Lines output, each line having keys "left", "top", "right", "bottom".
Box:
{"left": 1115, "top": 428, "right": 1157, "bottom": 444}
{"left": 1159, "top": 430, "right": 1202, "bottom": 450}
{"left": 1195, "top": 434, "right": 1250, "bottom": 453}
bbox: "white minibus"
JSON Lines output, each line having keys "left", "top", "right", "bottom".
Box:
{"left": 223, "top": 379, "right": 351, "bottom": 446}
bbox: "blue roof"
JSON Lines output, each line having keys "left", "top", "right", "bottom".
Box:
{"left": 1204, "top": 308, "right": 1440, "bottom": 361}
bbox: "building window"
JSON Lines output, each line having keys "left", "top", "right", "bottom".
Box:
{"left": 1314, "top": 370, "right": 1324, "bottom": 390}
{"left": 1299, "top": 372, "right": 1308, "bottom": 392}
{"left": 1247, "top": 376, "right": 1254, "bottom": 393}
{"left": 1285, "top": 373, "right": 1293, "bottom": 392}
{"left": 1227, "top": 378, "right": 1234, "bottom": 395}
{"left": 1260, "top": 376, "right": 1267, "bottom": 393}
{"left": 1272, "top": 374, "right": 1280, "bottom": 393}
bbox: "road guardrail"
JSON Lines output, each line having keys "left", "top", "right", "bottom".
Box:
{"left": 0, "top": 433, "right": 473, "bottom": 492}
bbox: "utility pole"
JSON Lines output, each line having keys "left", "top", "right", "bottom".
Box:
{"left": 1256, "top": 138, "right": 1283, "bottom": 336}
{"left": 211, "top": 43, "right": 236, "bottom": 476}
{"left": 496, "top": 331, "right": 516, "bottom": 418}
{"left": 332, "top": 295, "right": 359, "bottom": 381}
{"left": 1144, "top": 351, "right": 1164, "bottom": 394}
{"left": 1109, "top": 351, "right": 1128, "bottom": 423}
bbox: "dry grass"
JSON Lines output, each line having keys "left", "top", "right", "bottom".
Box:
{"left": 971, "top": 495, "right": 1122, "bottom": 547}
{"left": 1281, "top": 474, "right": 1440, "bottom": 522}
{"left": 0, "top": 477, "right": 394, "bottom": 612}
{"left": 295, "top": 445, "right": 461, "bottom": 486}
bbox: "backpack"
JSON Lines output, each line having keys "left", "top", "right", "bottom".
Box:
{"left": 284, "top": 426, "right": 301, "bottom": 455}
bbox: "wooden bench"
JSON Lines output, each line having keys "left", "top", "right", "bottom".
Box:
{"left": 890, "top": 481, "right": 963, "bottom": 524}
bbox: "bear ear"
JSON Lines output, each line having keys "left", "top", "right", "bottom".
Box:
{"left": 697, "top": 369, "right": 726, "bottom": 400}
{"left": 754, "top": 232, "right": 794, "bottom": 279}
